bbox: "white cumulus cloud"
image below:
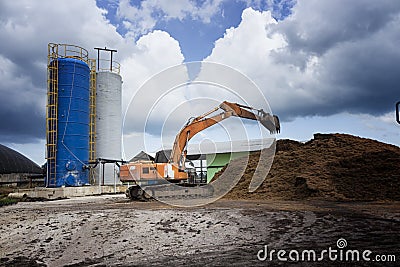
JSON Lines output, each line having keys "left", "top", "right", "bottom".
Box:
{"left": 117, "top": 0, "right": 224, "bottom": 38}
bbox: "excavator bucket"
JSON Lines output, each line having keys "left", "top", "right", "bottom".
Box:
{"left": 257, "top": 112, "right": 280, "bottom": 134}
{"left": 259, "top": 118, "right": 276, "bottom": 134}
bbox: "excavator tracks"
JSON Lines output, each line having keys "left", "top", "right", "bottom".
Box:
{"left": 126, "top": 184, "right": 214, "bottom": 201}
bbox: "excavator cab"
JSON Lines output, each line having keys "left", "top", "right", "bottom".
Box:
{"left": 396, "top": 101, "right": 400, "bottom": 124}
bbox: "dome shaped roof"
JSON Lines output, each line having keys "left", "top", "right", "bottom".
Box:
{"left": 0, "top": 144, "right": 42, "bottom": 174}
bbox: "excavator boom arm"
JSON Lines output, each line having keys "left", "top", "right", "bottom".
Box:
{"left": 170, "top": 101, "right": 280, "bottom": 169}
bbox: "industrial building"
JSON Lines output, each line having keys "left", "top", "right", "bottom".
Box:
{"left": 0, "top": 144, "right": 43, "bottom": 185}
{"left": 188, "top": 139, "right": 271, "bottom": 182}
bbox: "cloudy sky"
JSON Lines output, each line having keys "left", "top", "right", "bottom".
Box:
{"left": 0, "top": 0, "right": 399, "bottom": 165}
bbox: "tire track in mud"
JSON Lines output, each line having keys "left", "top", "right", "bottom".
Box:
{"left": 270, "top": 211, "right": 317, "bottom": 247}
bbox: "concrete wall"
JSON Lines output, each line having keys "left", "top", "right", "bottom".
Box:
{"left": 0, "top": 173, "right": 42, "bottom": 185}
{"left": 15, "top": 185, "right": 127, "bottom": 200}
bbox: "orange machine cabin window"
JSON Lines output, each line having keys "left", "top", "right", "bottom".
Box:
{"left": 142, "top": 167, "right": 150, "bottom": 174}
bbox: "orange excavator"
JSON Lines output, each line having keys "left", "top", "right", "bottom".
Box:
{"left": 120, "top": 101, "right": 280, "bottom": 200}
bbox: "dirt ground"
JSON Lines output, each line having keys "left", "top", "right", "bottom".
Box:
{"left": 0, "top": 195, "right": 399, "bottom": 266}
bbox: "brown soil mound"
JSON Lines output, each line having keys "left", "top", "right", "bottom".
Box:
{"left": 215, "top": 133, "right": 400, "bottom": 201}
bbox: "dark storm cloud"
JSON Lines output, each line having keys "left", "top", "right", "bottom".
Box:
{"left": 0, "top": 3, "right": 49, "bottom": 143}
{"left": 0, "top": 55, "right": 46, "bottom": 143}
{"left": 271, "top": 0, "right": 400, "bottom": 118}
{"left": 0, "top": 0, "right": 124, "bottom": 145}
{"left": 0, "top": 102, "right": 45, "bottom": 144}
{"left": 275, "top": 0, "right": 400, "bottom": 55}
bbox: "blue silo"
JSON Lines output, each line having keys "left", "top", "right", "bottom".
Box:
{"left": 47, "top": 57, "right": 90, "bottom": 187}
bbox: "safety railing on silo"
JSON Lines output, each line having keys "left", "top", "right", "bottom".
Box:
{"left": 97, "top": 59, "right": 121, "bottom": 74}
{"left": 54, "top": 43, "right": 89, "bottom": 64}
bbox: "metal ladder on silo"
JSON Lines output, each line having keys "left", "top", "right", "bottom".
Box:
{"left": 46, "top": 44, "right": 59, "bottom": 187}
{"left": 89, "top": 59, "right": 97, "bottom": 184}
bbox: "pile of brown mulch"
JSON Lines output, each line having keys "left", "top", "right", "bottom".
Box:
{"left": 214, "top": 133, "right": 400, "bottom": 201}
